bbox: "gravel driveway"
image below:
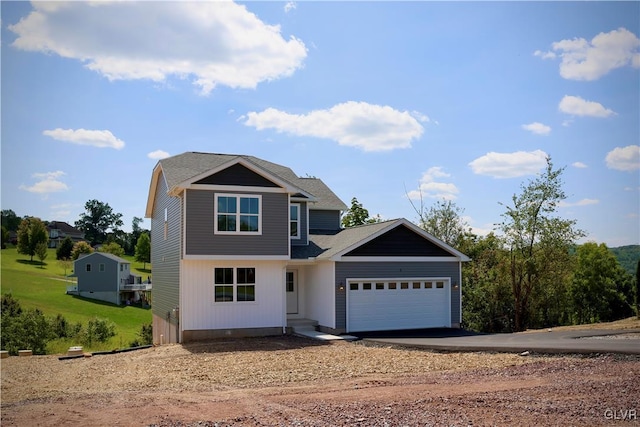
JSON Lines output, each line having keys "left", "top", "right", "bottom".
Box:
{"left": 2, "top": 336, "right": 639, "bottom": 426}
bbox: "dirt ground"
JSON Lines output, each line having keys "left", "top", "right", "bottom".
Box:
{"left": 2, "top": 334, "right": 639, "bottom": 427}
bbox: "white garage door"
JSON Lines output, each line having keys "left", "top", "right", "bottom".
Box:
{"left": 347, "top": 278, "right": 451, "bottom": 332}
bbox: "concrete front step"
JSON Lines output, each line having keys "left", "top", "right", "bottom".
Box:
{"left": 287, "top": 319, "right": 318, "bottom": 332}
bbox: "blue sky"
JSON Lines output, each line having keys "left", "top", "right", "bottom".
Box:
{"left": 2, "top": 1, "right": 639, "bottom": 247}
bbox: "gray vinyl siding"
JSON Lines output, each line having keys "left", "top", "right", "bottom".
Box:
{"left": 334, "top": 261, "right": 460, "bottom": 330}
{"left": 151, "top": 172, "right": 182, "bottom": 323}
{"left": 185, "top": 189, "right": 289, "bottom": 256}
{"left": 291, "top": 201, "right": 308, "bottom": 246}
{"left": 75, "top": 256, "right": 118, "bottom": 292}
{"left": 309, "top": 209, "right": 341, "bottom": 231}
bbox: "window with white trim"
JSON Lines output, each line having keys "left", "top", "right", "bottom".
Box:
{"left": 215, "top": 194, "right": 261, "bottom": 234}
{"left": 290, "top": 203, "right": 300, "bottom": 239}
{"left": 214, "top": 267, "right": 256, "bottom": 302}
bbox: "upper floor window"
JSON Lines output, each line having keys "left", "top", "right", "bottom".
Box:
{"left": 86, "top": 264, "right": 91, "bottom": 272}
{"left": 215, "top": 194, "right": 261, "bottom": 235}
{"left": 290, "top": 204, "right": 300, "bottom": 239}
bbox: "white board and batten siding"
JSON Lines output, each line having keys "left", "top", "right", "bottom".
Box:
{"left": 303, "top": 261, "right": 336, "bottom": 329}
{"left": 347, "top": 278, "right": 451, "bottom": 332}
{"left": 181, "top": 260, "right": 287, "bottom": 331}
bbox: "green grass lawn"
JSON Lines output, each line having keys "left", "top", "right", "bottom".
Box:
{"left": 1, "top": 246, "right": 152, "bottom": 354}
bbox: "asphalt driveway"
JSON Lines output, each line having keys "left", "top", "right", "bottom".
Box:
{"left": 353, "top": 328, "right": 640, "bottom": 355}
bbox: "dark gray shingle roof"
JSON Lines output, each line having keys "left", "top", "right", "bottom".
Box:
{"left": 292, "top": 220, "right": 395, "bottom": 259}
{"left": 158, "top": 152, "right": 347, "bottom": 211}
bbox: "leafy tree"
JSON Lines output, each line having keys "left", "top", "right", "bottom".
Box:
{"left": 1, "top": 225, "right": 8, "bottom": 249}
{"left": 1, "top": 209, "right": 22, "bottom": 231}
{"left": 341, "top": 197, "right": 381, "bottom": 228}
{"left": 1, "top": 307, "right": 53, "bottom": 355}
{"left": 460, "top": 232, "right": 514, "bottom": 332}
{"left": 56, "top": 236, "right": 74, "bottom": 260}
{"left": 99, "top": 241, "right": 125, "bottom": 258}
{"left": 497, "top": 157, "right": 584, "bottom": 331}
{"left": 71, "top": 241, "right": 94, "bottom": 260}
{"left": 637, "top": 259, "right": 640, "bottom": 319}
{"left": 58, "top": 258, "right": 73, "bottom": 277}
{"left": 125, "top": 216, "right": 148, "bottom": 255}
{"left": 75, "top": 199, "right": 124, "bottom": 245}
{"left": 412, "top": 198, "right": 469, "bottom": 247}
{"left": 16, "top": 217, "right": 49, "bottom": 262}
{"left": 81, "top": 317, "right": 116, "bottom": 346}
{"left": 570, "top": 242, "right": 633, "bottom": 324}
{"left": 35, "top": 242, "right": 49, "bottom": 267}
{"left": 134, "top": 232, "right": 151, "bottom": 269}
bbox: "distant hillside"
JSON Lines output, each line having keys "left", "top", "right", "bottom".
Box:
{"left": 609, "top": 245, "right": 640, "bottom": 276}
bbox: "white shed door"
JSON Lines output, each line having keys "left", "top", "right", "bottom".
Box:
{"left": 347, "top": 279, "right": 451, "bottom": 332}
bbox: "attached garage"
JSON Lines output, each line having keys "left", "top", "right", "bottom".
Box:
{"left": 347, "top": 278, "right": 451, "bottom": 332}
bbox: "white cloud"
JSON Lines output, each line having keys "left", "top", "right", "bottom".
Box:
{"left": 605, "top": 145, "right": 640, "bottom": 171}
{"left": 572, "top": 162, "right": 588, "bottom": 168}
{"left": 533, "top": 49, "right": 556, "bottom": 60}
{"left": 284, "top": 1, "right": 296, "bottom": 13}
{"left": 147, "top": 150, "right": 171, "bottom": 160}
{"left": 410, "top": 111, "right": 431, "bottom": 123}
{"left": 9, "top": 2, "right": 307, "bottom": 95}
{"left": 43, "top": 128, "right": 125, "bottom": 150}
{"left": 19, "top": 171, "right": 69, "bottom": 194}
{"left": 535, "top": 27, "right": 640, "bottom": 80}
{"left": 522, "top": 122, "right": 551, "bottom": 136}
{"left": 407, "top": 167, "right": 459, "bottom": 201}
{"left": 558, "top": 95, "right": 615, "bottom": 118}
{"left": 244, "top": 101, "right": 425, "bottom": 152}
{"left": 559, "top": 198, "right": 599, "bottom": 208}
{"left": 469, "top": 150, "right": 548, "bottom": 178}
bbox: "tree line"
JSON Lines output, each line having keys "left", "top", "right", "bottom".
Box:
{"left": 1, "top": 200, "right": 151, "bottom": 268}
{"left": 343, "top": 157, "right": 639, "bottom": 332}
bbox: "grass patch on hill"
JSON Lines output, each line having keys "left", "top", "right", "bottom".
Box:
{"left": 1, "top": 246, "right": 152, "bottom": 354}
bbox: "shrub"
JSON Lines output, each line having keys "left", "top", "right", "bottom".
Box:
{"left": 81, "top": 317, "right": 116, "bottom": 346}
{"left": 1, "top": 308, "right": 53, "bottom": 355}
{"left": 129, "top": 322, "right": 153, "bottom": 347}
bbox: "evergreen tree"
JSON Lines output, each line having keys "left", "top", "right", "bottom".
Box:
{"left": 56, "top": 236, "right": 74, "bottom": 260}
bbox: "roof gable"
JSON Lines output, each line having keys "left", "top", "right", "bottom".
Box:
{"left": 76, "top": 252, "right": 129, "bottom": 264}
{"left": 194, "top": 163, "right": 280, "bottom": 187}
{"left": 293, "top": 219, "right": 470, "bottom": 261}
{"left": 344, "top": 224, "right": 452, "bottom": 257}
{"left": 146, "top": 152, "right": 347, "bottom": 217}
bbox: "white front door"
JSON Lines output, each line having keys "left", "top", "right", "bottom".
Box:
{"left": 286, "top": 270, "right": 298, "bottom": 314}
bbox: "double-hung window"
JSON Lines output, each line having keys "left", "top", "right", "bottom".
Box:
{"left": 290, "top": 204, "right": 300, "bottom": 238}
{"left": 215, "top": 194, "right": 261, "bottom": 234}
{"left": 214, "top": 267, "right": 256, "bottom": 302}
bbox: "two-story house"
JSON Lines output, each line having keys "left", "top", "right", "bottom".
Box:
{"left": 71, "top": 252, "right": 151, "bottom": 306}
{"left": 145, "top": 152, "right": 469, "bottom": 344}
{"left": 47, "top": 221, "right": 85, "bottom": 249}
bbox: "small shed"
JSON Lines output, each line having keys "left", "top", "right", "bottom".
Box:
{"left": 71, "top": 252, "right": 150, "bottom": 306}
